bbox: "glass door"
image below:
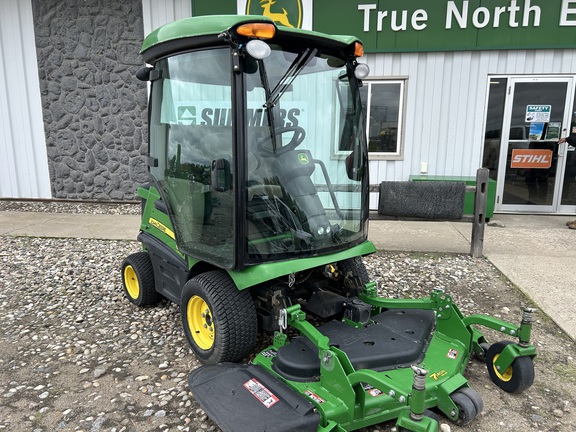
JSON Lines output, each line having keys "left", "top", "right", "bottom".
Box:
{"left": 558, "top": 98, "right": 576, "bottom": 213}
{"left": 496, "top": 77, "right": 575, "bottom": 213}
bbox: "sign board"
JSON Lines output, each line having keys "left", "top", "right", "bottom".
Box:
{"left": 510, "top": 149, "right": 553, "bottom": 169}
{"left": 525, "top": 105, "right": 551, "bottom": 122}
{"left": 191, "top": 0, "right": 576, "bottom": 53}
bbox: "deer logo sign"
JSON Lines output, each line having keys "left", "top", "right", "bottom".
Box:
{"left": 246, "top": 0, "right": 303, "bottom": 29}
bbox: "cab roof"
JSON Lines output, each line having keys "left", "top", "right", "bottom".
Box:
{"left": 141, "top": 15, "right": 361, "bottom": 63}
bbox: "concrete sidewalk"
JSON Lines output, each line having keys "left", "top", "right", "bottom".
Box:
{"left": 1, "top": 210, "right": 574, "bottom": 340}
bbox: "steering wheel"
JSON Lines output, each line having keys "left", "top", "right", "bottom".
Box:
{"left": 257, "top": 126, "right": 306, "bottom": 156}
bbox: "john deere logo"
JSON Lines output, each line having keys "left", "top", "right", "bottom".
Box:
{"left": 298, "top": 153, "right": 309, "bottom": 164}
{"left": 246, "top": 0, "right": 303, "bottom": 29}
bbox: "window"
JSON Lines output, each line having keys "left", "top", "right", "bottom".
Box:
{"left": 360, "top": 80, "right": 405, "bottom": 159}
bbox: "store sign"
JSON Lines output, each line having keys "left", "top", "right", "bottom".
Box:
{"left": 313, "top": 0, "right": 576, "bottom": 52}
{"left": 192, "top": 0, "right": 576, "bottom": 52}
{"left": 510, "top": 149, "right": 553, "bottom": 169}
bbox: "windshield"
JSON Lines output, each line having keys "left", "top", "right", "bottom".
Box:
{"left": 244, "top": 44, "right": 368, "bottom": 263}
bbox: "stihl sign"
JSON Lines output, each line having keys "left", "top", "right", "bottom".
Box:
{"left": 510, "top": 149, "right": 553, "bottom": 169}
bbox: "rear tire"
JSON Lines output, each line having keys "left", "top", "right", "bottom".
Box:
{"left": 121, "top": 252, "right": 162, "bottom": 306}
{"left": 181, "top": 271, "right": 258, "bottom": 364}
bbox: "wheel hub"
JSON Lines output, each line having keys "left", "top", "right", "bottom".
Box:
{"left": 123, "top": 265, "right": 140, "bottom": 299}
{"left": 188, "top": 296, "right": 215, "bottom": 350}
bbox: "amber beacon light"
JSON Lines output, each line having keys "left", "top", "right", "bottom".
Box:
{"left": 236, "top": 23, "right": 276, "bottom": 39}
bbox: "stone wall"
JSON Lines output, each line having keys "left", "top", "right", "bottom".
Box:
{"left": 32, "top": 0, "right": 149, "bottom": 200}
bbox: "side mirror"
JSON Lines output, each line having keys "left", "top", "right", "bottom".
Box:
{"left": 136, "top": 67, "right": 162, "bottom": 82}
{"left": 345, "top": 151, "right": 363, "bottom": 181}
{"left": 211, "top": 158, "right": 231, "bottom": 192}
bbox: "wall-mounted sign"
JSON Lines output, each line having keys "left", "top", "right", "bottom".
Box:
{"left": 510, "top": 148, "right": 553, "bottom": 169}
{"left": 191, "top": 0, "right": 576, "bottom": 53}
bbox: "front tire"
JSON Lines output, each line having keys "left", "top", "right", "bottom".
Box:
{"left": 486, "top": 341, "right": 535, "bottom": 393}
{"left": 181, "top": 271, "right": 257, "bottom": 364}
{"left": 338, "top": 257, "right": 370, "bottom": 294}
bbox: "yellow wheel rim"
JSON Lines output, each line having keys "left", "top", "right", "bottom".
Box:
{"left": 187, "top": 295, "right": 215, "bottom": 350}
{"left": 124, "top": 265, "right": 140, "bottom": 300}
{"left": 492, "top": 353, "right": 513, "bottom": 382}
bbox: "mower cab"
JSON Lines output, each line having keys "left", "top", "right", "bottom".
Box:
{"left": 121, "top": 15, "right": 536, "bottom": 432}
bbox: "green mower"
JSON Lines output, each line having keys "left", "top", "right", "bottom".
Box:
{"left": 122, "top": 15, "right": 536, "bottom": 432}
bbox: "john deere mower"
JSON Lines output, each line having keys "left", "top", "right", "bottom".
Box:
{"left": 122, "top": 15, "right": 536, "bottom": 432}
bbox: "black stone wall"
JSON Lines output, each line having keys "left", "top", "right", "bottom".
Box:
{"left": 32, "top": 0, "right": 149, "bottom": 200}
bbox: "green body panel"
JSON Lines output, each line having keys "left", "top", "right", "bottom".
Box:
{"left": 141, "top": 14, "right": 360, "bottom": 54}
{"left": 409, "top": 174, "right": 497, "bottom": 218}
{"left": 138, "top": 186, "right": 183, "bottom": 259}
{"left": 224, "top": 241, "right": 377, "bottom": 290}
{"left": 138, "top": 185, "right": 376, "bottom": 290}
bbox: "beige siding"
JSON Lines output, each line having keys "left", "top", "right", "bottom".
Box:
{"left": 0, "top": 0, "right": 50, "bottom": 198}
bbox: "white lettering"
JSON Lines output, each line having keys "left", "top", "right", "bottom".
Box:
{"left": 508, "top": 0, "right": 520, "bottom": 28}
{"left": 377, "top": 11, "right": 388, "bottom": 32}
{"left": 362, "top": 5, "right": 429, "bottom": 32}
{"left": 523, "top": 0, "right": 541, "bottom": 27}
{"left": 412, "top": 9, "right": 428, "bottom": 31}
{"left": 493, "top": 6, "right": 507, "bottom": 27}
{"left": 446, "top": 0, "right": 539, "bottom": 30}
{"left": 560, "top": 0, "right": 576, "bottom": 26}
{"left": 472, "top": 7, "right": 490, "bottom": 28}
{"left": 391, "top": 10, "right": 408, "bottom": 31}
{"left": 358, "top": 4, "right": 377, "bottom": 32}
{"left": 446, "top": 1, "right": 468, "bottom": 29}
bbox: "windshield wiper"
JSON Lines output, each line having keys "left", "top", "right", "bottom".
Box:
{"left": 264, "top": 47, "right": 318, "bottom": 109}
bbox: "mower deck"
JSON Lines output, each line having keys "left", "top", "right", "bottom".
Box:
{"left": 272, "top": 309, "right": 435, "bottom": 382}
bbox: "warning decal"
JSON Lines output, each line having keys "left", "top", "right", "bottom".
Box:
{"left": 243, "top": 378, "right": 279, "bottom": 408}
{"left": 447, "top": 348, "right": 459, "bottom": 359}
{"left": 304, "top": 390, "right": 326, "bottom": 404}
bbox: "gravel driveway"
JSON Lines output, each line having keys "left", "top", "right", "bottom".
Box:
{"left": 0, "top": 202, "right": 574, "bottom": 432}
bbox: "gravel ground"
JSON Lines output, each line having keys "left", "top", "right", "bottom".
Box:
{"left": 1, "top": 201, "right": 575, "bottom": 432}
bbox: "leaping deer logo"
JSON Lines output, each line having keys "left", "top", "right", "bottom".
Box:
{"left": 260, "top": 0, "right": 294, "bottom": 28}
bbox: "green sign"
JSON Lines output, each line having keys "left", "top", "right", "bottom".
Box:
{"left": 313, "top": 0, "right": 576, "bottom": 52}
{"left": 191, "top": 0, "right": 576, "bottom": 52}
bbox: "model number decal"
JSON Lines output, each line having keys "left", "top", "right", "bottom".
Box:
{"left": 243, "top": 378, "right": 279, "bottom": 408}
{"left": 148, "top": 217, "right": 175, "bottom": 239}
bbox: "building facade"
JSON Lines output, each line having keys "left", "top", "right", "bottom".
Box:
{"left": 1, "top": 0, "right": 575, "bottom": 215}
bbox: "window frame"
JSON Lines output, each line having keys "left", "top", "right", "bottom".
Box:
{"left": 361, "top": 78, "right": 406, "bottom": 161}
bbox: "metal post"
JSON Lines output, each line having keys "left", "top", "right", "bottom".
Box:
{"left": 470, "top": 168, "right": 489, "bottom": 258}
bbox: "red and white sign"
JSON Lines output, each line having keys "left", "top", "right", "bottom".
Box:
{"left": 510, "top": 149, "right": 553, "bottom": 169}
{"left": 243, "top": 378, "right": 279, "bottom": 408}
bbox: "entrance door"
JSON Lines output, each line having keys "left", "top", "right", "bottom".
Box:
{"left": 496, "top": 77, "right": 575, "bottom": 213}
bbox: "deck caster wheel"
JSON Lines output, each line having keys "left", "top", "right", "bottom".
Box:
{"left": 121, "top": 252, "right": 162, "bottom": 306}
{"left": 450, "top": 390, "right": 479, "bottom": 425}
{"left": 181, "top": 271, "right": 257, "bottom": 364}
{"left": 486, "top": 341, "right": 535, "bottom": 393}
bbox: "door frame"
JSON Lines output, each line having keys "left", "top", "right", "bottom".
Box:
{"left": 495, "top": 75, "right": 576, "bottom": 213}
